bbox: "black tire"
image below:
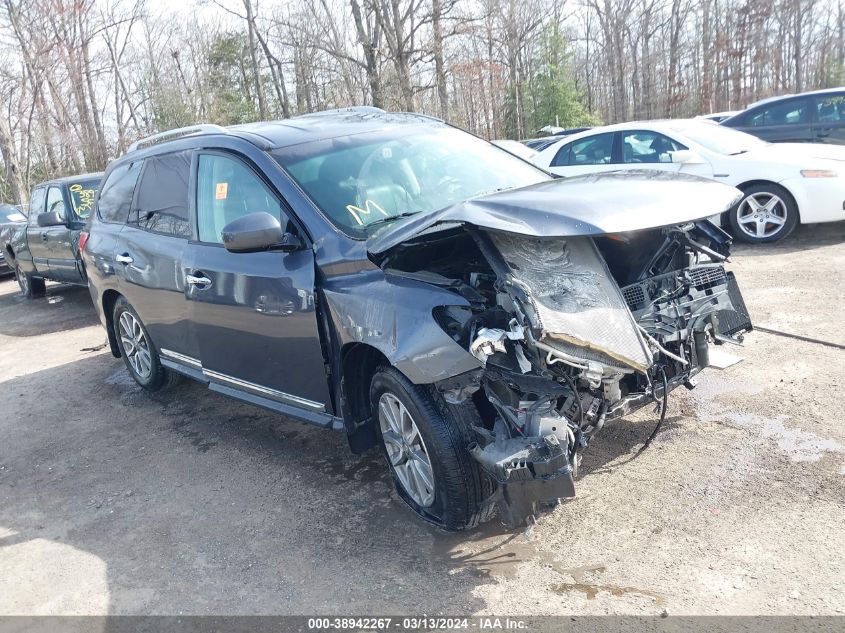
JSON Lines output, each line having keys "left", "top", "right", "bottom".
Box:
{"left": 15, "top": 264, "right": 45, "bottom": 299}
{"left": 113, "top": 297, "right": 181, "bottom": 392}
{"left": 370, "top": 366, "right": 494, "bottom": 531}
{"left": 727, "top": 183, "right": 799, "bottom": 244}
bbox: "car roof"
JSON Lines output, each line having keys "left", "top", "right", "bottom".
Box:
{"left": 125, "top": 108, "right": 447, "bottom": 159}
{"left": 35, "top": 172, "right": 103, "bottom": 188}
{"left": 745, "top": 86, "right": 845, "bottom": 109}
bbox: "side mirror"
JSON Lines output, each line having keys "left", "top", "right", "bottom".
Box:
{"left": 221, "top": 212, "right": 301, "bottom": 253}
{"left": 37, "top": 210, "right": 66, "bottom": 227}
{"left": 671, "top": 149, "right": 704, "bottom": 164}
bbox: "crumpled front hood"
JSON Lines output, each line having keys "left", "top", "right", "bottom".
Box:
{"left": 367, "top": 170, "right": 742, "bottom": 254}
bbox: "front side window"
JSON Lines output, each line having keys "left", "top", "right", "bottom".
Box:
{"left": 747, "top": 99, "right": 810, "bottom": 126}
{"left": 622, "top": 131, "right": 685, "bottom": 164}
{"left": 197, "top": 154, "right": 286, "bottom": 244}
{"left": 273, "top": 126, "right": 549, "bottom": 237}
{"left": 46, "top": 186, "right": 66, "bottom": 220}
{"left": 67, "top": 179, "right": 100, "bottom": 219}
{"left": 816, "top": 95, "right": 845, "bottom": 122}
{"left": 133, "top": 151, "right": 191, "bottom": 237}
{"left": 97, "top": 162, "right": 143, "bottom": 224}
{"left": 567, "top": 133, "right": 614, "bottom": 166}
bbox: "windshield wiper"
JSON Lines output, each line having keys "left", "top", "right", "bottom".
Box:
{"left": 365, "top": 211, "right": 420, "bottom": 230}
{"left": 729, "top": 150, "right": 750, "bottom": 155}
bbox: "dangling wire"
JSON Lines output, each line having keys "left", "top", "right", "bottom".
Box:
{"left": 639, "top": 367, "right": 669, "bottom": 453}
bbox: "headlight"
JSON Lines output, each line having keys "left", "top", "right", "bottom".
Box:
{"left": 801, "top": 169, "right": 838, "bottom": 178}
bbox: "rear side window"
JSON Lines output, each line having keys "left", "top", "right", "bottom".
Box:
{"left": 97, "top": 162, "right": 142, "bottom": 224}
{"left": 134, "top": 151, "right": 192, "bottom": 237}
{"left": 28, "top": 187, "right": 46, "bottom": 218}
{"left": 550, "top": 143, "right": 571, "bottom": 167}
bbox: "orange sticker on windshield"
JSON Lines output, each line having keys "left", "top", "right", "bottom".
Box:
{"left": 215, "top": 182, "right": 228, "bottom": 200}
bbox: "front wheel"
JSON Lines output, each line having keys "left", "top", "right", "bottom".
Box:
{"left": 370, "top": 367, "right": 493, "bottom": 531}
{"left": 15, "top": 264, "right": 45, "bottom": 299}
{"left": 113, "top": 298, "right": 180, "bottom": 391}
{"left": 728, "top": 183, "right": 798, "bottom": 244}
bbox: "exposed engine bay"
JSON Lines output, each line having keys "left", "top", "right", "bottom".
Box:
{"left": 376, "top": 219, "right": 752, "bottom": 526}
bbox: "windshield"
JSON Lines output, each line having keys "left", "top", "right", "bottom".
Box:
{"left": 68, "top": 179, "right": 100, "bottom": 219}
{"left": 273, "top": 126, "right": 550, "bottom": 237}
{"left": 672, "top": 122, "right": 767, "bottom": 155}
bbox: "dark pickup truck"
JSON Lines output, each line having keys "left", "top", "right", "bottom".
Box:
{"left": 1, "top": 173, "right": 101, "bottom": 297}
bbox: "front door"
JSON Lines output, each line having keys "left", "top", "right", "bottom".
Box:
{"left": 812, "top": 94, "right": 845, "bottom": 145}
{"left": 184, "top": 151, "right": 332, "bottom": 412}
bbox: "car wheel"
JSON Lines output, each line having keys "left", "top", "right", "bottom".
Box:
{"left": 370, "top": 366, "right": 494, "bottom": 531}
{"left": 113, "top": 297, "right": 180, "bottom": 391}
{"left": 15, "top": 264, "right": 45, "bottom": 299}
{"left": 728, "top": 183, "right": 798, "bottom": 244}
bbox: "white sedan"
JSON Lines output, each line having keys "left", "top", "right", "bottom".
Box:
{"left": 532, "top": 119, "right": 845, "bottom": 243}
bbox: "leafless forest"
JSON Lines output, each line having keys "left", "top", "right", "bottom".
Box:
{"left": 0, "top": 0, "right": 843, "bottom": 203}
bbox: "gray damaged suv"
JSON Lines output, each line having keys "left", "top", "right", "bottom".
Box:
{"left": 83, "top": 109, "right": 752, "bottom": 530}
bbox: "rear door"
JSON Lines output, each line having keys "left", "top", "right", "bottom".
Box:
{"left": 114, "top": 151, "right": 199, "bottom": 363}
{"left": 23, "top": 186, "right": 47, "bottom": 271}
{"left": 811, "top": 93, "right": 845, "bottom": 144}
{"left": 184, "top": 150, "right": 332, "bottom": 412}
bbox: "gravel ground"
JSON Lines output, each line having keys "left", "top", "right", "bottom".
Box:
{"left": 0, "top": 222, "right": 843, "bottom": 616}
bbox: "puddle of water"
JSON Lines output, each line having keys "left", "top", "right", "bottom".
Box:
{"left": 727, "top": 413, "right": 845, "bottom": 462}
{"left": 551, "top": 563, "right": 666, "bottom": 606}
{"left": 727, "top": 412, "right": 845, "bottom": 464}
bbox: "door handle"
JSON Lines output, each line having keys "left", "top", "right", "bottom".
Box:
{"left": 115, "top": 253, "right": 133, "bottom": 265}
{"left": 186, "top": 273, "right": 212, "bottom": 288}
{"left": 41, "top": 233, "right": 48, "bottom": 241}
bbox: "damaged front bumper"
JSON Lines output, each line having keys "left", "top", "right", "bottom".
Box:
{"left": 443, "top": 223, "right": 751, "bottom": 526}
{"left": 469, "top": 431, "right": 575, "bottom": 527}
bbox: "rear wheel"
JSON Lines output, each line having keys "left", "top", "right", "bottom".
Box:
{"left": 728, "top": 183, "right": 798, "bottom": 244}
{"left": 370, "top": 366, "right": 493, "bottom": 531}
{"left": 15, "top": 264, "right": 45, "bottom": 299}
{"left": 113, "top": 298, "right": 180, "bottom": 391}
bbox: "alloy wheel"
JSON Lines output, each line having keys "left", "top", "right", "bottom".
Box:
{"left": 118, "top": 311, "right": 152, "bottom": 379}
{"left": 736, "top": 192, "right": 788, "bottom": 239}
{"left": 378, "top": 392, "right": 436, "bottom": 508}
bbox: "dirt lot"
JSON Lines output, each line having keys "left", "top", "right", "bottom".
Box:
{"left": 0, "top": 223, "right": 843, "bottom": 616}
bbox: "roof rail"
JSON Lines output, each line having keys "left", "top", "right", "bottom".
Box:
{"left": 128, "top": 124, "right": 228, "bottom": 152}
{"left": 293, "top": 106, "right": 385, "bottom": 118}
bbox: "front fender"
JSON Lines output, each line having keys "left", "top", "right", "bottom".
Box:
{"left": 321, "top": 269, "right": 481, "bottom": 384}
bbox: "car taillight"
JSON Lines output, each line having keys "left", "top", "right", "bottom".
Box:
{"left": 78, "top": 231, "right": 90, "bottom": 253}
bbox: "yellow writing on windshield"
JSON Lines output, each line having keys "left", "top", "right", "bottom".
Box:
{"left": 69, "top": 183, "right": 97, "bottom": 218}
